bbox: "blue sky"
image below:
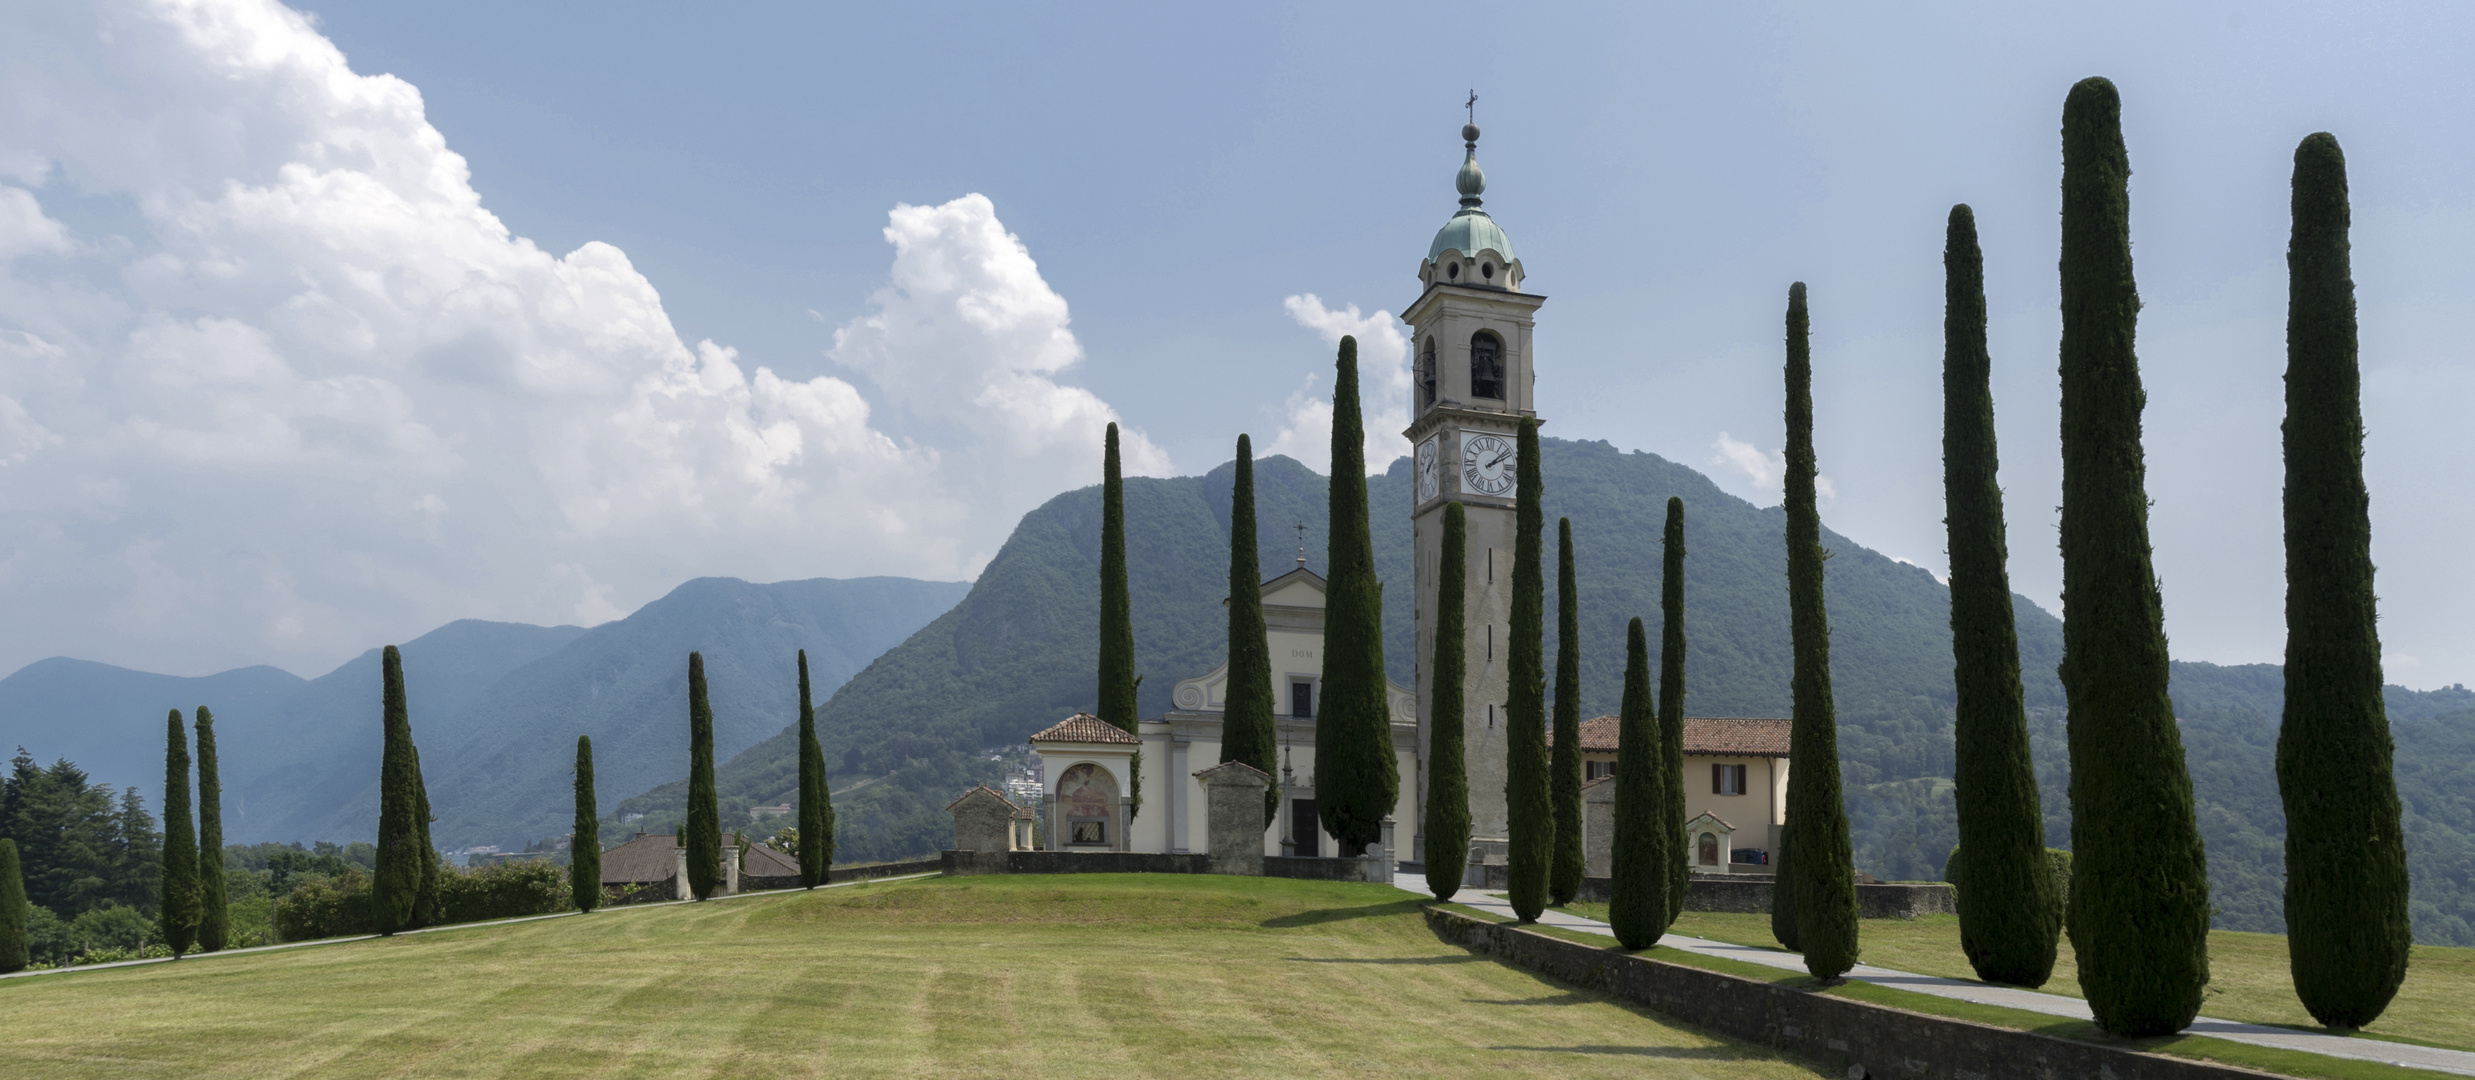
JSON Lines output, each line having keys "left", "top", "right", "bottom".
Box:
{"left": 3, "top": 0, "right": 2471, "bottom": 688}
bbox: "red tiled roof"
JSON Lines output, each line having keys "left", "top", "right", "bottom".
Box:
{"left": 1029, "top": 712, "right": 1140, "bottom": 745}
{"left": 1560, "top": 715, "right": 1792, "bottom": 758}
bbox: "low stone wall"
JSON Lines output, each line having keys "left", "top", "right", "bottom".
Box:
{"left": 1265, "top": 855, "right": 1383, "bottom": 882}
{"left": 941, "top": 850, "right": 1210, "bottom": 876}
{"left": 1474, "top": 865, "right": 1953, "bottom": 919}
{"left": 826, "top": 858, "right": 943, "bottom": 884}
{"left": 1425, "top": 906, "right": 2272, "bottom": 1080}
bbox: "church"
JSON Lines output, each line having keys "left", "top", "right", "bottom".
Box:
{"left": 1028, "top": 122, "right": 1790, "bottom": 874}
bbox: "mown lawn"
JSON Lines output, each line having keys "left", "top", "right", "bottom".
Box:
{"left": 1558, "top": 904, "right": 2475, "bottom": 1052}
{"left": 0, "top": 876, "right": 1824, "bottom": 1079}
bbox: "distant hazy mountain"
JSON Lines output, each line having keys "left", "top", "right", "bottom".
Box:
{"left": 0, "top": 576, "right": 968, "bottom": 850}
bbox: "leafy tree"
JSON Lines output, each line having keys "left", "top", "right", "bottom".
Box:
{"left": 687, "top": 652, "right": 723, "bottom": 900}
{"left": 1610, "top": 617, "right": 1671, "bottom": 948}
{"left": 1549, "top": 518, "right": 1586, "bottom": 905}
{"left": 1505, "top": 417, "right": 1551, "bottom": 921}
{"left": 372, "top": 645, "right": 422, "bottom": 935}
{"left": 159, "top": 710, "right": 197, "bottom": 957}
{"left": 2057, "top": 76, "right": 2210, "bottom": 1036}
{"left": 1783, "top": 281, "right": 1859, "bottom": 980}
{"left": 797, "top": 650, "right": 835, "bottom": 887}
{"left": 1221, "top": 434, "right": 1281, "bottom": 826}
{"left": 193, "top": 706, "right": 228, "bottom": 952}
{"left": 572, "top": 735, "right": 601, "bottom": 913}
{"left": 1657, "top": 497, "right": 1690, "bottom": 925}
{"left": 1098, "top": 421, "right": 1143, "bottom": 818}
{"left": 0, "top": 838, "right": 28, "bottom": 973}
{"left": 1424, "top": 502, "right": 1472, "bottom": 901}
{"left": 2278, "top": 131, "right": 2411, "bottom": 1029}
{"left": 1316, "top": 337, "right": 1398, "bottom": 856}
{"left": 1943, "top": 203, "right": 2060, "bottom": 987}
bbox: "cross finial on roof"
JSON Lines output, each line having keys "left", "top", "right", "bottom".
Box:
{"left": 1465, "top": 90, "right": 1478, "bottom": 125}
{"left": 1296, "top": 522, "right": 1307, "bottom": 568}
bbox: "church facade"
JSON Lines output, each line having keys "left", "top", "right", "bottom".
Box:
{"left": 1028, "top": 122, "right": 1790, "bottom": 872}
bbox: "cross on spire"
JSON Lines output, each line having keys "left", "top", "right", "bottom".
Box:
{"left": 1465, "top": 90, "right": 1478, "bottom": 125}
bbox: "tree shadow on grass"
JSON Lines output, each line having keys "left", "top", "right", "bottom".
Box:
{"left": 1486, "top": 1044, "right": 1776, "bottom": 1061}
{"left": 1258, "top": 899, "right": 1427, "bottom": 928}
{"left": 1284, "top": 954, "right": 1482, "bottom": 965}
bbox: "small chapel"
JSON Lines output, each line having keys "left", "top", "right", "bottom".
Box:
{"left": 1026, "top": 120, "right": 1792, "bottom": 876}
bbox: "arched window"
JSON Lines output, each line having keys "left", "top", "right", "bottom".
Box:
{"left": 1418, "top": 338, "right": 1438, "bottom": 408}
{"left": 1469, "top": 331, "right": 1505, "bottom": 399}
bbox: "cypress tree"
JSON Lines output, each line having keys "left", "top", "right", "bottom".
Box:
{"left": 159, "top": 709, "right": 197, "bottom": 957}
{"left": 1098, "top": 422, "right": 1142, "bottom": 817}
{"left": 2278, "top": 131, "right": 2410, "bottom": 1029}
{"left": 686, "top": 652, "right": 722, "bottom": 901}
{"left": 372, "top": 645, "right": 420, "bottom": 935}
{"left": 1317, "top": 336, "right": 1399, "bottom": 856}
{"left": 1783, "top": 280, "right": 1860, "bottom": 980}
{"left": 1609, "top": 617, "right": 1671, "bottom": 948}
{"left": 1944, "top": 203, "right": 2062, "bottom": 987}
{"left": 573, "top": 735, "right": 601, "bottom": 912}
{"left": 1658, "top": 497, "right": 1690, "bottom": 925}
{"left": 412, "top": 745, "right": 440, "bottom": 928}
{"left": 0, "top": 838, "right": 27, "bottom": 973}
{"left": 1221, "top": 434, "right": 1281, "bottom": 827}
{"left": 2058, "top": 76, "right": 2210, "bottom": 1036}
{"left": 1770, "top": 825, "right": 1799, "bottom": 951}
{"left": 1504, "top": 417, "right": 1551, "bottom": 922}
{"left": 193, "top": 705, "right": 228, "bottom": 952}
{"left": 1424, "top": 502, "right": 1472, "bottom": 901}
{"left": 1548, "top": 518, "right": 1586, "bottom": 906}
{"left": 797, "top": 650, "right": 835, "bottom": 888}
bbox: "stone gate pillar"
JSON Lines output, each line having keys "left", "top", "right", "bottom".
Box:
{"left": 1192, "top": 760, "right": 1273, "bottom": 875}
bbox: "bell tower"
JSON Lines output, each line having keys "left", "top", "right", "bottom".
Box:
{"left": 1405, "top": 121, "right": 1544, "bottom": 863}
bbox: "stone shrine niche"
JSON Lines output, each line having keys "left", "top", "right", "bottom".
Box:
{"left": 1057, "top": 763, "right": 1119, "bottom": 848}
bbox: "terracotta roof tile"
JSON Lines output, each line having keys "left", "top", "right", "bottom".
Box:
{"left": 1028, "top": 712, "right": 1140, "bottom": 745}
{"left": 1558, "top": 715, "right": 1791, "bottom": 758}
{"left": 599, "top": 833, "right": 682, "bottom": 886}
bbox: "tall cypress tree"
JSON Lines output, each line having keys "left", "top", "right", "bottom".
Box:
{"left": 1770, "top": 825, "right": 1799, "bottom": 951}
{"left": 572, "top": 735, "right": 601, "bottom": 912}
{"left": 1504, "top": 417, "right": 1551, "bottom": 922}
{"left": 797, "top": 650, "right": 835, "bottom": 888}
{"left": 1222, "top": 434, "right": 1280, "bottom": 827}
{"left": 193, "top": 705, "right": 228, "bottom": 952}
{"left": 0, "top": 838, "right": 28, "bottom": 973}
{"left": 1944, "top": 203, "right": 2061, "bottom": 987}
{"left": 1317, "top": 337, "right": 1398, "bottom": 856}
{"left": 1658, "top": 497, "right": 1690, "bottom": 925}
{"left": 1548, "top": 518, "right": 1586, "bottom": 905}
{"left": 686, "top": 652, "right": 722, "bottom": 900}
{"left": 158, "top": 709, "right": 197, "bottom": 957}
{"left": 412, "top": 746, "right": 439, "bottom": 928}
{"left": 1098, "top": 422, "right": 1142, "bottom": 818}
{"left": 2058, "top": 76, "right": 2211, "bottom": 1037}
{"left": 1424, "top": 502, "right": 1472, "bottom": 901}
{"left": 1783, "top": 280, "right": 1860, "bottom": 981}
{"left": 372, "top": 645, "right": 420, "bottom": 934}
{"left": 2278, "top": 131, "right": 2410, "bottom": 1030}
{"left": 1609, "top": 617, "right": 1671, "bottom": 948}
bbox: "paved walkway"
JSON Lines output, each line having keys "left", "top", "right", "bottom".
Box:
{"left": 1409, "top": 874, "right": 2475, "bottom": 1077}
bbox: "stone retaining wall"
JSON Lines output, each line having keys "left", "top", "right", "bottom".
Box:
{"left": 942, "top": 850, "right": 1209, "bottom": 876}
{"left": 1474, "top": 864, "right": 1954, "bottom": 919}
{"left": 1425, "top": 906, "right": 2272, "bottom": 1080}
{"left": 827, "top": 858, "right": 943, "bottom": 884}
{"left": 1265, "top": 855, "right": 1384, "bottom": 882}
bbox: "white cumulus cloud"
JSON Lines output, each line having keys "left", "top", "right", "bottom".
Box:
{"left": 1268, "top": 294, "right": 1409, "bottom": 475}
{"left": 0, "top": 0, "right": 1155, "bottom": 676}
{"left": 1711, "top": 432, "right": 1834, "bottom": 503}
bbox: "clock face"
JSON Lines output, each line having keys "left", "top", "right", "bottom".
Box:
{"left": 1462, "top": 432, "right": 1516, "bottom": 496}
{"left": 1415, "top": 436, "right": 1441, "bottom": 504}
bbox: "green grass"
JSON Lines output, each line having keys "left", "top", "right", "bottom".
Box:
{"left": 0, "top": 876, "right": 1827, "bottom": 1079}
{"left": 1549, "top": 906, "right": 2475, "bottom": 1054}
